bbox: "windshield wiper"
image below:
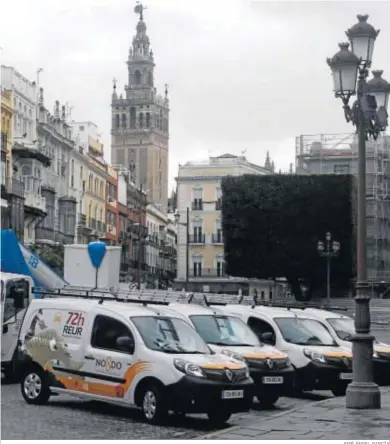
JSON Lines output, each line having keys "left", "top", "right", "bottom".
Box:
{"left": 179, "top": 351, "right": 205, "bottom": 354}
{"left": 207, "top": 341, "right": 233, "bottom": 346}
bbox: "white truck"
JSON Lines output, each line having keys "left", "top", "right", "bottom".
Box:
{"left": 1, "top": 272, "right": 34, "bottom": 381}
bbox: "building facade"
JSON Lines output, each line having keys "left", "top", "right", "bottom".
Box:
{"left": 71, "top": 121, "right": 108, "bottom": 241}
{"left": 117, "top": 168, "right": 148, "bottom": 284}
{"left": 1, "top": 87, "right": 25, "bottom": 240}
{"left": 174, "top": 153, "right": 277, "bottom": 294}
{"left": 111, "top": 6, "right": 169, "bottom": 214}
{"left": 105, "top": 165, "right": 119, "bottom": 245}
{"left": 296, "top": 132, "right": 390, "bottom": 284}
{"left": 145, "top": 204, "right": 176, "bottom": 289}
{"left": 1, "top": 66, "right": 50, "bottom": 244}
{"left": 35, "top": 90, "right": 76, "bottom": 245}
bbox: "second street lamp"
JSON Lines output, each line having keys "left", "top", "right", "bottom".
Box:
{"left": 174, "top": 207, "right": 189, "bottom": 290}
{"left": 327, "top": 14, "right": 389, "bottom": 409}
{"left": 317, "top": 232, "right": 340, "bottom": 302}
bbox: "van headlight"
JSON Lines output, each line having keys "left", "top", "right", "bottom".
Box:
{"left": 221, "top": 349, "right": 246, "bottom": 362}
{"left": 173, "top": 359, "right": 205, "bottom": 378}
{"left": 303, "top": 349, "right": 326, "bottom": 364}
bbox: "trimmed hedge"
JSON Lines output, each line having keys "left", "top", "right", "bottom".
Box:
{"left": 221, "top": 174, "right": 356, "bottom": 300}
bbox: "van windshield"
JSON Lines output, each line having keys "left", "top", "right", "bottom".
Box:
{"left": 274, "top": 317, "right": 337, "bottom": 346}
{"left": 2, "top": 278, "right": 29, "bottom": 323}
{"left": 131, "top": 316, "right": 211, "bottom": 354}
{"left": 190, "top": 314, "right": 260, "bottom": 347}
{"left": 326, "top": 317, "right": 354, "bottom": 341}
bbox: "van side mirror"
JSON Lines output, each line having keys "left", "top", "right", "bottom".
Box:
{"left": 3, "top": 324, "right": 8, "bottom": 334}
{"left": 260, "top": 332, "right": 274, "bottom": 344}
{"left": 10, "top": 287, "right": 24, "bottom": 310}
{"left": 116, "top": 336, "right": 135, "bottom": 353}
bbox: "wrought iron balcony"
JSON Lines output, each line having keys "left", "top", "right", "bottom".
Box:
{"left": 188, "top": 234, "right": 205, "bottom": 244}
{"left": 191, "top": 201, "right": 203, "bottom": 211}
{"left": 189, "top": 267, "right": 228, "bottom": 278}
{"left": 211, "top": 233, "right": 223, "bottom": 244}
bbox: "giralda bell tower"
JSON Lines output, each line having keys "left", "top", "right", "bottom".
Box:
{"left": 111, "top": 3, "right": 169, "bottom": 214}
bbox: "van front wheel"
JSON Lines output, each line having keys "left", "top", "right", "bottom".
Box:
{"left": 21, "top": 368, "right": 51, "bottom": 405}
{"left": 141, "top": 385, "right": 168, "bottom": 424}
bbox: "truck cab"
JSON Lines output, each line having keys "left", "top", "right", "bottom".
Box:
{"left": 1, "top": 272, "right": 34, "bottom": 381}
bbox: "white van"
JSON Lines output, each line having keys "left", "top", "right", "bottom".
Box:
{"left": 215, "top": 304, "right": 354, "bottom": 396}
{"left": 18, "top": 293, "right": 254, "bottom": 425}
{"left": 164, "top": 302, "right": 295, "bottom": 407}
{"left": 1, "top": 272, "right": 34, "bottom": 381}
{"left": 291, "top": 307, "right": 390, "bottom": 386}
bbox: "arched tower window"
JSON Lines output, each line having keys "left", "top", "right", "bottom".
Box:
{"left": 148, "top": 71, "right": 153, "bottom": 86}
{"left": 122, "top": 114, "right": 127, "bottom": 129}
{"left": 139, "top": 112, "right": 144, "bottom": 129}
{"left": 115, "top": 114, "right": 120, "bottom": 129}
{"left": 130, "top": 107, "right": 136, "bottom": 129}
{"left": 134, "top": 70, "right": 141, "bottom": 85}
{"left": 146, "top": 112, "right": 151, "bottom": 128}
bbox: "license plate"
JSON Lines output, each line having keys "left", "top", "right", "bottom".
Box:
{"left": 339, "top": 373, "right": 353, "bottom": 380}
{"left": 262, "top": 376, "right": 284, "bottom": 384}
{"left": 221, "top": 390, "right": 244, "bottom": 399}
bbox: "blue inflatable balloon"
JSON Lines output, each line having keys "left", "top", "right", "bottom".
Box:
{"left": 88, "top": 241, "right": 107, "bottom": 269}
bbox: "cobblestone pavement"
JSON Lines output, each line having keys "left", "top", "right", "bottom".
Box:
{"left": 201, "top": 387, "right": 390, "bottom": 440}
{"left": 0, "top": 382, "right": 330, "bottom": 440}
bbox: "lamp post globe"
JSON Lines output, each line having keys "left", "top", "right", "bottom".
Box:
{"left": 327, "top": 42, "right": 360, "bottom": 98}
{"left": 332, "top": 241, "right": 341, "bottom": 254}
{"left": 345, "top": 14, "right": 380, "bottom": 66}
{"left": 367, "top": 70, "right": 390, "bottom": 130}
{"left": 317, "top": 240, "right": 325, "bottom": 253}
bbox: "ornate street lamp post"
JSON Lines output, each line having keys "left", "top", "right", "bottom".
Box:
{"left": 327, "top": 14, "right": 390, "bottom": 409}
{"left": 317, "top": 232, "right": 340, "bottom": 302}
{"left": 174, "top": 208, "right": 190, "bottom": 290}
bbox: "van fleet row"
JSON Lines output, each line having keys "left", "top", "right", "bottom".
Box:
{"left": 1, "top": 276, "right": 390, "bottom": 425}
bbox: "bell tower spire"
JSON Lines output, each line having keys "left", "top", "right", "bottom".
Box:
{"left": 127, "top": 2, "right": 154, "bottom": 90}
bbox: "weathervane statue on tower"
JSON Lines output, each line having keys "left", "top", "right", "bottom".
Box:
{"left": 134, "top": 1, "right": 147, "bottom": 20}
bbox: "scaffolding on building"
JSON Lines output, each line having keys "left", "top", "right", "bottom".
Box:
{"left": 295, "top": 132, "right": 390, "bottom": 284}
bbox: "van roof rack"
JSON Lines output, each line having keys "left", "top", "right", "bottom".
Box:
{"left": 181, "top": 293, "right": 348, "bottom": 311}
{"left": 32, "top": 286, "right": 188, "bottom": 306}
{"left": 32, "top": 287, "right": 348, "bottom": 311}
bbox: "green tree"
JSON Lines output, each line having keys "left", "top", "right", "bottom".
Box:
{"left": 30, "top": 243, "right": 64, "bottom": 277}
{"left": 221, "top": 174, "right": 356, "bottom": 301}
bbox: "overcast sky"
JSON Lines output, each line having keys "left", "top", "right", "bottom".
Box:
{"left": 1, "top": 0, "right": 390, "bottom": 190}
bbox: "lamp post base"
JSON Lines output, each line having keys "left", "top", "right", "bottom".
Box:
{"left": 346, "top": 382, "right": 381, "bottom": 409}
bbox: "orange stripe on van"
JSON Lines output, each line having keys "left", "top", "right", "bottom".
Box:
{"left": 201, "top": 362, "right": 244, "bottom": 370}
{"left": 47, "top": 360, "right": 152, "bottom": 398}
{"left": 376, "top": 347, "right": 390, "bottom": 354}
{"left": 242, "top": 352, "right": 286, "bottom": 359}
{"left": 323, "top": 351, "right": 352, "bottom": 358}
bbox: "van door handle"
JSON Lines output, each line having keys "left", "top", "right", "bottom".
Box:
{"left": 84, "top": 355, "right": 94, "bottom": 360}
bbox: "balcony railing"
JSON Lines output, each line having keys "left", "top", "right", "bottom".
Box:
{"left": 191, "top": 201, "right": 203, "bottom": 211}
{"left": 189, "top": 267, "right": 228, "bottom": 278}
{"left": 89, "top": 218, "right": 97, "bottom": 229}
{"left": 24, "top": 191, "right": 46, "bottom": 213}
{"left": 78, "top": 213, "right": 87, "bottom": 226}
{"left": 97, "top": 221, "right": 106, "bottom": 233}
{"left": 188, "top": 234, "right": 205, "bottom": 244}
{"left": 1, "top": 177, "right": 25, "bottom": 199}
{"left": 212, "top": 233, "right": 223, "bottom": 244}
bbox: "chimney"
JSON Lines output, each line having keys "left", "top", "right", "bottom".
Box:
{"left": 38, "top": 87, "right": 44, "bottom": 106}
{"left": 61, "top": 105, "right": 66, "bottom": 121}
{"left": 54, "top": 100, "right": 60, "bottom": 119}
